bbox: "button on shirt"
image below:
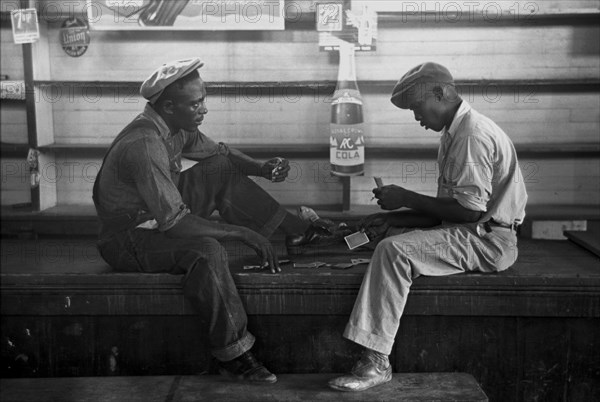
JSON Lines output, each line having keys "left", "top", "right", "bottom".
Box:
{"left": 95, "top": 104, "right": 230, "bottom": 232}
{"left": 437, "top": 101, "right": 528, "bottom": 226}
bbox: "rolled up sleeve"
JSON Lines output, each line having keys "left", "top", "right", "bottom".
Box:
{"left": 441, "top": 136, "right": 493, "bottom": 212}
{"left": 123, "top": 137, "right": 189, "bottom": 231}
{"left": 181, "top": 129, "right": 230, "bottom": 160}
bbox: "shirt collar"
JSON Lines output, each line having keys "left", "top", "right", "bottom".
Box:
{"left": 143, "top": 103, "right": 172, "bottom": 140}
{"left": 442, "top": 100, "right": 471, "bottom": 139}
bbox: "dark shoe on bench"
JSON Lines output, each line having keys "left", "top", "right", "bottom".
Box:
{"left": 218, "top": 351, "right": 277, "bottom": 384}
{"left": 285, "top": 222, "right": 350, "bottom": 255}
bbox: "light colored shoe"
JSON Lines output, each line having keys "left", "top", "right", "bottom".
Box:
{"left": 328, "top": 358, "right": 392, "bottom": 392}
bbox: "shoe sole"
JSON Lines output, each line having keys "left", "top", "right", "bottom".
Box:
{"left": 328, "top": 372, "right": 392, "bottom": 392}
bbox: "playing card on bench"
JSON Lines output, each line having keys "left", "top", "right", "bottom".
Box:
{"left": 344, "top": 231, "right": 370, "bottom": 250}
{"left": 293, "top": 261, "right": 326, "bottom": 269}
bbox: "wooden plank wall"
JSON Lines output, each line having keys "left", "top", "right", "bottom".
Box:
{"left": 0, "top": 158, "right": 30, "bottom": 206}
{"left": 42, "top": 21, "right": 600, "bottom": 82}
{"left": 1, "top": 0, "right": 599, "bottom": 208}
{"left": 44, "top": 88, "right": 600, "bottom": 146}
{"left": 48, "top": 153, "right": 599, "bottom": 207}
{"left": 1, "top": 16, "right": 29, "bottom": 206}
{"left": 0, "top": 101, "right": 27, "bottom": 144}
{"left": 0, "top": 16, "right": 24, "bottom": 81}
{"left": 0, "top": 17, "right": 27, "bottom": 143}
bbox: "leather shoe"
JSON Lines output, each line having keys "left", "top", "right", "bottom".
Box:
{"left": 328, "top": 358, "right": 392, "bottom": 392}
{"left": 218, "top": 351, "right": 277, "bottom": 384}
{"left": 285, "top": 222, "right": 350, "bottom": 255}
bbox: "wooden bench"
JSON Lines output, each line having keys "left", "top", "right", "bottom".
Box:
{"left": 0, "top": 373, "right": 488, "bottom": 402}
{"left": 1, "top": 237, "right": 599, "bottom": 401}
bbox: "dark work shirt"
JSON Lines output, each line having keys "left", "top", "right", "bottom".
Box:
{"left": 95, "top": 103, "right": 229, "bottom": 232}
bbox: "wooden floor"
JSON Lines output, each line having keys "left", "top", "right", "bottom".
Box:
{"left": 0, "top": 373, "right": 488, "bottom": 402}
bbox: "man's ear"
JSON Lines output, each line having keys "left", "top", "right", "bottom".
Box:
{"left": 432, "top": 86, "right": 444, "bottom": 102}
{"left": 161, "top": 99, "right": 175, "bottom": 115}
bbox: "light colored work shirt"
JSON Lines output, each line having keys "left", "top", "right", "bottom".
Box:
{"left": 437, "top": 101, "right": 528, "bottom": 226}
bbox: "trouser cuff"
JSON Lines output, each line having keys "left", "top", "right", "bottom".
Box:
{"left": 212, "top": 331, "right": 256, "bottom": 362}
{"left": 343, "top": 323, "right": 394, "bottom": 355}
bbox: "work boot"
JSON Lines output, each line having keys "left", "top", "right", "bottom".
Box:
{"left": 218, "top": 351, "right": 277, "bottom": 384}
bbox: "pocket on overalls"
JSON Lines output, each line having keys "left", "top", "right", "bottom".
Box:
{"left": 97, "top": 234, "right": 142, "bottom": 272}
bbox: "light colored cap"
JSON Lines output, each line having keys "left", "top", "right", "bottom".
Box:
{"left": 140, "top": 58, "right": 204, "bottom": 104}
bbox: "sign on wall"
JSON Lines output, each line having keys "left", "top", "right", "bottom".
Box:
{"left": 10, "top": 8, "right": 39, "bottom": 44}
{"left": 60, "top": 18, "right": 91, "bottom": 57}
{"left": 86, "top": 0, "right": 285, "bottom": 30}
{"left": 317, "top": 1, "right": 377, "bottom": 52}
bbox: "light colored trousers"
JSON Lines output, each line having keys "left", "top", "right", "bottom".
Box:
{"left": 343, "top": 223, "right": 518, "bottom": 355}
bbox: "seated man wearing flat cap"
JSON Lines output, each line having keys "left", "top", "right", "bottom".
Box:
{"left": 329, "top": 62, "right": 528, "bottom": 392}
{"left": 93, "top": 58, "right": 339, "bottom": 383}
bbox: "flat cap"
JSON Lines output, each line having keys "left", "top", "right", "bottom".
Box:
{"left": 390, "top": 62, "right": 454, "bottom": 109}
{"left": 140, "top": 58, "right": 204, "bottom": 104}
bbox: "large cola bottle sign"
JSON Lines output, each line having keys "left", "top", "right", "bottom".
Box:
{"left": 330, "top": 41, "right": 364, "bottom": 177}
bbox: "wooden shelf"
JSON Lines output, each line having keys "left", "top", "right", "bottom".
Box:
{"left": 290, "top": 9, "right": 600, "bottom": 30}
{"left": 3, "top": 141, "right": 599, "bottom": 159}
{"left": 34, "top": 79, "right": 600, "bottom": 92}
{"left": 3, "top": 8, "right": 598, "bottom": 32}
{"left": 377, "top": 9, "right": 600, "bottom": 21}
{"left": 2, "top": 4, "right": 598, "bottom": 20}
{"left": 38, "top": 141, "right": 600, "bottom": 158}
{"left": 0, "top": 142, "right": 29, "bottom": 157}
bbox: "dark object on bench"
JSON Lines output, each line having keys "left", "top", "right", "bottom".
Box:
{"left": 565, "top": 221, "right": 600, "bottom": 257}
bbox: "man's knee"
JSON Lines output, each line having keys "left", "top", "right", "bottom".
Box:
{"left": 373, "top": 236, "right": 416, "bottom": 276}
{"left": 188, "top": 237, "right": 227, "bottom": 264}
{"left": 375, "top": 236, "right": 416, "bottom": 260}
{"left": 180, "top": 237, "right": 231, "bottom": 284}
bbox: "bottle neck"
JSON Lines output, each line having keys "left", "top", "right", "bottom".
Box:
{"left": 336, "top": 42, "right": 358, "bottom": 90}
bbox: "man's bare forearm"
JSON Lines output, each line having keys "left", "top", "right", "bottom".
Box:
{"left": 385, "top": 210, "right": 441, "bottom": 228}
{"left": 403, "top": 191, "right": 482, "bottom": 223}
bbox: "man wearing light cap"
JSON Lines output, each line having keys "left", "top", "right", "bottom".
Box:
{"left": 93, "top": 58, "right": 340, "bottom": 383}
{"left": 329, "top": 62, "right": 527, "bottom": 392}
